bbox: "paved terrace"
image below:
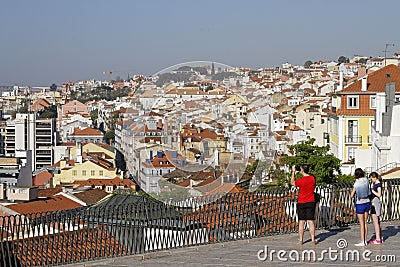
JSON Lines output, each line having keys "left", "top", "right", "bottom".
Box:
{"left": 67, "top": 221, "right": 400, "bottom": 267}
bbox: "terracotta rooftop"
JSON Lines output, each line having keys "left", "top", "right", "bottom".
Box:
{"left": 73, "top": 188, "right": 110, "bottom": 205}
{"left": 38, "top": 188, "right": 63, "bottom": 198}
{"left": 71, "top": 127, "right": 104, "bottom": 136}
{"left": 7, "top": 195, "right": 83, "bottom": 215}
{"left": 341, "top": 64, "right": 400, "bottom": 93}
{"left": 13, "top": 227, "right": 127, "bottom": 266}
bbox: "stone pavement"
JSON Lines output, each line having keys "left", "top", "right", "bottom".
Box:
{"left": 67, "top": 221, "right": 400, "bottom": 267}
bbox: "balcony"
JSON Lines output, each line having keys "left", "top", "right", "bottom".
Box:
{"left": 36, "top": 151, "right": 51, "bottom": 156}
{"left": 36, "top": 138, "right": 52, "bottom": 143}
{"left": 36, "top": 130, "right": 52, "bottom": 136}
{"left": 36, "top": 123, "right": 52, "bottom": 129}
{"left": 345, "top": 135, "right": 362, "bottom": 144}
{"left": 36, "top": 146, "right": 52, "bottom": 150}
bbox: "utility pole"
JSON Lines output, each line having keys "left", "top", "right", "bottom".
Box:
{"left": 384, "top": 43, "right": 395, "bottom": 67}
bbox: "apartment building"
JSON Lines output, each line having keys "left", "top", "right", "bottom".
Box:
{"left": 328, "top": 65, "right": 400, "bottom": 172}
{"left": 371, "top": 82, "right": 400, "bottom": 171}
{"left": 139, "top": 150, "right": 183, "bottom": 194}
{"left": 4, "top": 113, "right": 56, "bottom": 171}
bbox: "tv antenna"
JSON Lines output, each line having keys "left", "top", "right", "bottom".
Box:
{"left": 384, "top": 43, "right": 395, "bottom": 67}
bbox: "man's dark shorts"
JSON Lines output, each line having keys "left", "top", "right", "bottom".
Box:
{"left": 297, "top": 202, "right": 316, "bottom": 220}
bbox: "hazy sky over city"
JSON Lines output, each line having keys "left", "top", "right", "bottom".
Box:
{"left": 1, "top": 0, "right": 400, "bottom": 86}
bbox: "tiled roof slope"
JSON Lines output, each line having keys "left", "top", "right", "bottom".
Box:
{"left": 14, "top": 227, "right": 127, "bottom": 266}
{"left": 73, "top": 188, "right": 110, "bottom": 205}
{"left": 71, "top": 127, "right": 103, "bottom": 136}
{"left": 7, "top": 195, "right": 83, "bottom": 214}
{"left": 341, "top": 64, "right": 400, "bottom": 93}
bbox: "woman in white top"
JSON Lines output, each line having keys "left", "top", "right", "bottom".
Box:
{"left": 350, "top": 168, "right": 371, "bottom": 247}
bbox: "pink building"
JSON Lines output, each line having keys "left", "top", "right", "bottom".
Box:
{"left": 58, "top": 100, "right": 89, "bottom": 127}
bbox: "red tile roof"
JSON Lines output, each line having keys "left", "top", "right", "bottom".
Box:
{"left": 14, "top": 227, "right": 127, "bottom": 266}
{"left": 341, "top": 64, "right": 400, "bottom": 93}
{"left": 71, "top": 127, "right": 103, "bottom": 136}
{"left": 72, "top": 177, "right": 136, "bottom": 191}
{"left": 7, "top": 195, "right": 83, "bottom": 214}
{"left": 73, "top": 189, "right": 110, "bottom": 205}
{"left": 38, "top": 188, "right": 62, "bottom": 198}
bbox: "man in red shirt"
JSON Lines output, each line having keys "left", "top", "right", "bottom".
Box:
{"left": 291, "top": 164, "right": 318, "bottom": 245}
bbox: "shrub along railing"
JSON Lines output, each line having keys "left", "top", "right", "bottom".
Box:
{"left": 1, "top": 179, "right": 400, "bottom": 267}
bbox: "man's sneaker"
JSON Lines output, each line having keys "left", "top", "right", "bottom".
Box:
{"left": 355, "top": 241, "right": 367, "bottom": 246}
{"left": 381, "top": 237, "right": 384, "bottom": 243}
{"left": 369, "top": 239, "right": 382, "bottom": 245}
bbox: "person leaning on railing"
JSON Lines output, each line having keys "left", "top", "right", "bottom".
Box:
{"left": 291, "top": 164, "right": 318, "bottom": 245}
{"left": 350, "top": 168, "right": 371, "bottom": 247}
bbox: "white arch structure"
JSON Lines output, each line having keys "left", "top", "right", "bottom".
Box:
{"left": 152, "top": 61, "right": 234, "bottom": 76}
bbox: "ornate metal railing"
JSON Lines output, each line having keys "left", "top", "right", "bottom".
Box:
{"left": 1, "top": 179, "right": 400, "bottom": 267}
{"left": 345, "top": 135, "right": 362, "bottom": 144}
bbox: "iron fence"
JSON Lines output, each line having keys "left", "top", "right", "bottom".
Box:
{"left": 1, "top": 179, "right": 400, "bottom": 267}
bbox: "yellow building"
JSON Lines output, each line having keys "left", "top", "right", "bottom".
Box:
{"left": 328, "top": 65, "right": 400, "bottom": 173}
{"left": 52, "top": 158, "right": 117, "bottom": 186}
{"left": 52, "top": 142, "right": 117, "bottom": 186}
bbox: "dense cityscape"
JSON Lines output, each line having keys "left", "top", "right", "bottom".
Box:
{"left": 1, "top": 55, "right": 400, "bottom": 265}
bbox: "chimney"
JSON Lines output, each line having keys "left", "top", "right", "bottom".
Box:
{"left": 76, "top": 142, "right": 82, "bottom": 163}
{"left": 361, "top": 76, "right": 368, "bottom": 91}
{"left": 338, "top": 71, "right": 343, "bottom": 91}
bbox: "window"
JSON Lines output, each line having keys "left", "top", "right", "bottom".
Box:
{"left": 348, "top": 120, "right": 358, "bottom": 138}
{"left": 82, "top": 170, "right": 86, "bottom": 176}
{"left": 99, "top": 170, "right": 103, "bottom": 176}
{"left": 72, "top": 170, "right": 77, "bottom": 176}
{"left": 370, "top": 96, "right": 376, "bottom": 109}
{"left": 91, "top": 170, "right": 95, "bottom": 176}
{"left": 347, "top": 96, "right": 359, "bottom": 109}
{"left": 348, "top": 147, "right": 356, "bottom": 161}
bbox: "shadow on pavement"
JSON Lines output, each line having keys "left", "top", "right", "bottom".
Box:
{"left": 315, "top": 227, "right": 351, "bottom": 242}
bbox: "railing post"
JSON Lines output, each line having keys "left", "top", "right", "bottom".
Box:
{"left": 386, "top": 180, "right": 392, "bottom": 221}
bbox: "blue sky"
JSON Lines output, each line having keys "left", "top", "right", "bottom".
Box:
{"left": 1, "top": 0, "right": 400, "bottom": 86}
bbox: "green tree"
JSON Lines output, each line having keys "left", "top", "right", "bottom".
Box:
{"left": 90, "top": 109, "right": 98, "bottom": 124}
{"left": 304, "top": 60, "right": 313, "bottom": 68}
{"left": 104, "top": 130, "right": 115, "bottom": 144}
{"left": 50, "top": 83, "right": 57, "bottom": 91}
{"left": 204, "top": 85, "right": 213, "bottom": 92}
{"left": 356, "top": 58, "right": 367, "bottom": 65}
{"left": 280, "top": 138, "right": 342, "bottom": 185}
{"left": 17, "top": 98, "right": 29, "bottom": 113}
{"left": 338, "top": 56, "right": 349, "bottom": 64}
{"left": 39, "top": 105, "right": 57, "bottom": 118}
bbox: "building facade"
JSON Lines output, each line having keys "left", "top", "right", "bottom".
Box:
{"left": 328, "top": 65, "right": 400, "bottom": 173}
{"left": 4, "top": 113, "right": 56, "bottom": 171}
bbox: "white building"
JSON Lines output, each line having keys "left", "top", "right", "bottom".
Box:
{"left": 5, "top": 113, "right": 56, "bottom": 171}
{"left": 371, "top": 82, "right": 400, "bottom": 170}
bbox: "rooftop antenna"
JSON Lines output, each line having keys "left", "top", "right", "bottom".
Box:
{"left": 384, "top": 43, "right": 395, "bottom": 67}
